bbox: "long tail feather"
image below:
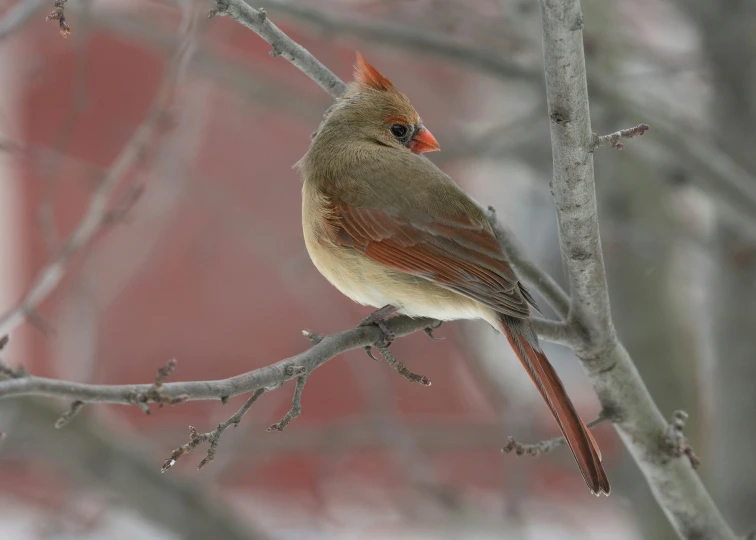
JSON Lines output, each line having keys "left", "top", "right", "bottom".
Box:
{"left": 498, "top": 314, "right": 610, "bottom": 495}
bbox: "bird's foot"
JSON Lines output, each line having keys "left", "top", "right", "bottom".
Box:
{"left": 423, "top": 320, "right": 443, "bottom": 341}
{"left": 359, "top": 304, "right": 397, "bottom": 360}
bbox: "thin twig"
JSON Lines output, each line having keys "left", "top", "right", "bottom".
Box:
{"left": 54, "top": 400, "right": 85, "bottom": 428}
{"left": 301, "top": 329, "right": 324, "bottom": 345}
{"left": 162, "top": 388, "right": 265, "bottom": 471}
{"left": 502, "top": 416, "right": 607, "bottom": 457}
{"left": 267, "top": 375, "right": 308, "bottom": 431}
{"left": 0, "top": 336, "right": 26, "bottom": 379}
{"left": 592, "top": 123, "right": 650, "bottom": 150}
{"left": 128, "top": 359, "right": 189, "bottom": 415}
{"left": 45, "top": 0, "right": 71, "bottom": 38}
{"left": 0, "top": 0, "right": 48, "bottom": 40}
{"left": 0, "top": 0, "right": 200, "bottom": 340}
{"left": 154, "top": 358, "right": 178, "bottom": 388}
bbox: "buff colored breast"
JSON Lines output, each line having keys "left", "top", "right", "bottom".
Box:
{"left": 302, "top": 180, "right": 484, "bottom": 321}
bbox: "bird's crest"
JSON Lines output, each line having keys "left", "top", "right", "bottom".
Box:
{"left": 353, "top": 52, "right": 394, "bottom": 92}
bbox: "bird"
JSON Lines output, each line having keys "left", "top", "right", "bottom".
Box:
{"left": 297, "top": 52, "right": 610, "bottom": 496}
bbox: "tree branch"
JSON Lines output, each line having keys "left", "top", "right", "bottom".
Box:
{"left": 256, "top": 0, "right": 537, "bottom": 82}
{"left": 592, "top": 123, "right": 650, "bottom": 151}
{"left": 538, "top": 1, "right": 735, "bottom": 537}
{"left": 0, "top": 316, "right": 435, "bottom": 403}
{"left": 0, "top": 4, "right": 200, "bottom": 339}
{"left": 3, "top": 3, "right": 733, "bottom": 536}
{"left": 210, "top": 0, "right": 347, "bottom": 98}
{"left": 0, "top": 0, "right": 48, "bottom": 40}
{"left": 502, "top": 415, "right": 608, "bottom": 457}
{"left": 259, "top": 0, "right": 756, "bottom": 238}
{"left": 539, "top": 1, "right": 614, "bottom": 348}
{"left": 162, "top": 388, "right": 266, "bottom": 471}
{"left": 485, "top": 206, "right": 571, "bottom": 318}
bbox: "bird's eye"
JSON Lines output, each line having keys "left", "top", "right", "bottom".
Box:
{"left": 390, "top": 124, "right": 408, "bottom": 138}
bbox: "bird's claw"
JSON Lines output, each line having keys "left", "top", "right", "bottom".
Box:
{"left": 423, "top": 325, "right": 443, "bottom": 341}
{"left": 359, "top": 305, "right": 397, "bottom": 359}
{"left": 364, "top": 345, "right": 378, "bottom": 361}
{"left": 423, "top": 320, "right": 443, "bottom": 341}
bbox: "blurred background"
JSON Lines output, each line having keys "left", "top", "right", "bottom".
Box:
{"left": 0, "top": 0, "right": 752, "bottom": 538}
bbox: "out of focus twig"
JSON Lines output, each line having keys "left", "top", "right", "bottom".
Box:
{"left": 45, "top": 0, "right": 71, "bottom": 37}
{"left": 593, "top": 123, "right": 650, "bottom": 150}
{"left": 502, "top": 415, "right": 607, "bottom": 457}
{"left": 54, "top": 400, "right": 85, "bottom": 428}
{"left": 0, "top": 0, "right": 200, "bottom": 339}
{"left": 0, "top": 0, "right": 48, "bottom": 40}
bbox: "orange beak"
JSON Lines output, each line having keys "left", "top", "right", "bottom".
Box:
{"left": 408, "top": 126, "right": 440, "bottom": 154}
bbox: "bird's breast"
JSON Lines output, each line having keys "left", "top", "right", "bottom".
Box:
{"left": 302, "top": 181, "right": 483, "bottom": 320}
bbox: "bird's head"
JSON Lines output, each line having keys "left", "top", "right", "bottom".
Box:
{"left": 319, "top": 53, "right": 440, "bottom": 155}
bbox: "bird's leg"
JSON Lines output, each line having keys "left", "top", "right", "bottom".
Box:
{"left": 359, "top": 304, "right": 397, "bottom": 360}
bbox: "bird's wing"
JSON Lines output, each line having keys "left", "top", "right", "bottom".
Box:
{"left": 322, "top": 197, "right": 532, "bottom": 318}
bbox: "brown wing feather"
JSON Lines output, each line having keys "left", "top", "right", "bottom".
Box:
{"left": 323, "top": 199, "right": 531, "bottom": 318}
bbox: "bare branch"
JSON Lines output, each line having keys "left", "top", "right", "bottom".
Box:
{"left": 0, "top": 336, "right": 26, "bottom": 379}
{"left": 538, "top": 1, "right": 734, "bottom": 536}
{"left": 9, "top": 3, "right": 733, "bottom": 536}
{"left": 502, "top": 415, "right": 607, "bottom": 457}
{"left": 45, "top": 0, "right": 71, "bottom": 38}
{"left": 0, "top": 2, "right": 200, "bottom": 339}
{"left": 128, "top": 359, "right": 189, "bottom": 415}
{"left": 154, "top": 358, "right": 178, "bottom": 388}
{"left": 592, "top": 123, "right": 650, "bottom": 151}
{"left": 197, "top": 1, "right": 573, "bottom": 316}
{"left": 0, "top": 0, "right": 48, "bottom": 40}
{"left": 0, "top": 316, "right": 436, "bottom": 403}
{"left": 530, "top": 318, "right": 576, "bottom": 347}
{"left": 162, "top": 388, "right": 266, "bottom": 471}
{"left": 485, "top": 206, "right": 571, "bottom": 318}
{"left": 539, "top": 1, "right": 614, "bottom": 346}
{"left": 209, "top": 0, "right": 347, "bottom": 98}
{"left": 259, "top": 0, "right": 756, "bottom": 240}
{"left": 267, "top": 375, "right": 307, "bottom": 432}
{"left": 257, "top": 0, "right": 537, "bottom": 82}
{"left": 0, "top": 361, "right": 26, "bottom": 379}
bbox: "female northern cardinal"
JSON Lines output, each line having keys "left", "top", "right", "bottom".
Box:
{"left": 298, "top": 53, "right": 610, "bottom": 495}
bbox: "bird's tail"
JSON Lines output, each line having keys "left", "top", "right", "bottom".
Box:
{"left": 497, "top": 314, "right": 610, "bottom": 495}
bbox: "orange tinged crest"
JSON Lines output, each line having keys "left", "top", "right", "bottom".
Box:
{"left": 354, "top": 52, "right": 394, "bottom": 91}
